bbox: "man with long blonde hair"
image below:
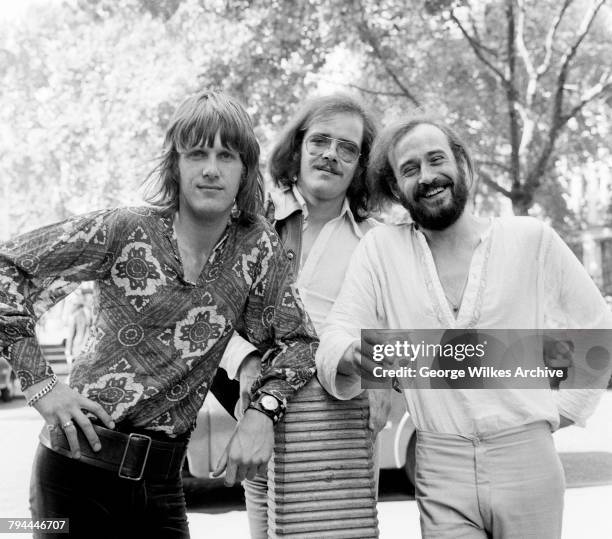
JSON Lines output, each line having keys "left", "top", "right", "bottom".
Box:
{"left": 0, "top": 90, "right": 316, "bottom": 538}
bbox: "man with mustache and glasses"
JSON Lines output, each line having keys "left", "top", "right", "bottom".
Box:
{"left": 0, "top": 91, "right": 317, "bottom": 538}
{"left": 219, "top": 93, "right": 390, "bottom": 538}
{"left": 316, "top": 117, "right": 612, "bottom": 538}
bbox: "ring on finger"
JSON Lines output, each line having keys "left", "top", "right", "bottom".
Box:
{"left": 62, "top": 420, "right": 75, "bottom": 430}
{"left": 46, "top": 423, "right": 58, "bottom": 431}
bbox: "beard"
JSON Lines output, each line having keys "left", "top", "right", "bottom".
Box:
{"left": 398, "top": 168, "right": 469, "bottom": 231}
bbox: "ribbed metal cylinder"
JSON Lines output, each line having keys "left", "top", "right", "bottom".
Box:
{"left": 267, "top": 378, "right": 378, "bottom": 538}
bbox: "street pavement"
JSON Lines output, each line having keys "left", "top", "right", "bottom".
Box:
{"left": 1, "top": 394, "right": 611, "bottom": 538}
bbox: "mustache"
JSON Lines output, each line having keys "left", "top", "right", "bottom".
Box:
{"left": 313, "top": 159, "right": 340, "bottom": 175}
{"left": 415, "top": 177, "right": 453, "bottom": 199}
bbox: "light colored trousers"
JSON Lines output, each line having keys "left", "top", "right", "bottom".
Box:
{"left": 415, "top": 421, "right": 565, "bottom": 539}
{"left": 243, "top": 439, "right": 381, "bottom": 539}
{"left": 243, "top": 473, "right": 269, "bottom": 539}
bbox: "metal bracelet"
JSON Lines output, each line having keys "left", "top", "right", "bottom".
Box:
{"left": 26, "top": 375, "right": 58, "bottom": 407}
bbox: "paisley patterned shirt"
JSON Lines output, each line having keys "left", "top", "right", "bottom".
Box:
{"left": 0, "top": 207, "right": 317, "bottom": 436}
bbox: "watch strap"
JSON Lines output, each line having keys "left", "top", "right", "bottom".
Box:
{"left": 248, "top": 392, "right": 286, "bottom": 425}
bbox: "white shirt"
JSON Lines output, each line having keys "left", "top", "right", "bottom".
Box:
{"left": 221, "top": 186, "right": 376, "bottom": 379}
{"left": 317, "top": 217, "right": 612, "bottom": 434}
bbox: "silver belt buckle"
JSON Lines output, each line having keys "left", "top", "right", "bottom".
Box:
{"left": 118, "top": 433, "right": 152, "bottom": 480}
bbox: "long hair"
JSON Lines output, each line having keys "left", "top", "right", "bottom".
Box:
{"left": 367, "top": 116, "right": 475, "bottom": 212}
{"left": 267, "top": 93, "right": 378, "bottom": 222}
{"left": 144, "top": 91, "right": 263, "bottom": 223}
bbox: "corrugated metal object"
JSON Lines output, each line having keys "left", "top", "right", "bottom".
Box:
{"left": 268, "top": 378, "right": 378, "bottom": 538}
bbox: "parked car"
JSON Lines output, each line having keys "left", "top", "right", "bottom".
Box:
{"left": 185, "top": 390, "right": 238, "bottom": 478}
{"left": 377, "top": 390, "right": 417, "bottom": 487}
{"left": 186, "top": 387, "right": 417, "bottom": 490}
{"left": 0, "top": 357, "right": 18, "bottom": 402}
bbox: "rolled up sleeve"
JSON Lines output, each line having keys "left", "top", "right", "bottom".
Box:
{"left": 219, "top": 331, "right": 258, "bottom": 380}
{"left": 543, "top": 225, "right": 612, "bottom": 426}
{"left": 317, "top": 235, "right": 381, "bottom": 400}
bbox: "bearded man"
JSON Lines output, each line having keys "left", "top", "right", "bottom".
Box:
{"left": 316, "top": 117, "right": 612, "bottom": 539}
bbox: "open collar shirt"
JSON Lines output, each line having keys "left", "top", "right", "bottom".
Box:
{"left": 0, "top": 207, "right": 317, "bottom": 436}
{"left": 317, "top": 217, "right": 612, "bottom": 434}
{"left": 279, "top": 185, "right": 375, "bottom": 332}
{"left": 221, "top": 185, "right": 376, "bottom": 379}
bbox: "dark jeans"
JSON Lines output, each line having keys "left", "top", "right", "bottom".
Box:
{"left": 30, "top": 444, "right": 190, "bottom": 539}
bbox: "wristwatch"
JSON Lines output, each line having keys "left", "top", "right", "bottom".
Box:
{"left": 247, "top": 393, "right": 283, "bottom": 424}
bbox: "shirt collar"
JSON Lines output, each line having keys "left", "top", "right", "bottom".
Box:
{"left": 270, "top": 185, "right": 304, "bottom": 221}
{"left": 271, "top": 185, "right": 364, "bottom": 237}
{"left": 339, "top": 197, "right": 366, "bottom": 238}
{"left": 291, "top": 184, "right": 310, "bottom": 221}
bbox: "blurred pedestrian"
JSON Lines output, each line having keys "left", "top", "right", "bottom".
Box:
{"left": 63, "top": 283, "right": 94, "bottom": 369}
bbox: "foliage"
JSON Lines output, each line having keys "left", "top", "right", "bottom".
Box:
{"left": 1, "top": 0, "right": 610, "bottom": 240}
{"left": 1, "top": 0, "right": 203, "bottom": 236}
{"left": 229, "top": 0, "right": 612, "bottom": 226}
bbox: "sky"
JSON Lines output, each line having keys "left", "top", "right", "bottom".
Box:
{"left": 0, "top": 0, "right": 33, "bottom": 21}
{"left": 0, "top": 0, "right": 68, "bottom": 22}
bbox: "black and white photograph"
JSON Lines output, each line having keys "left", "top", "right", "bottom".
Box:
{"left": 1, "top": 0, "right": 611, "bottom": 537}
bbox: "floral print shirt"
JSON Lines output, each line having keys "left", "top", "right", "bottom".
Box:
{"left": 0, "top": 207, "right": 317, "bottom": 436}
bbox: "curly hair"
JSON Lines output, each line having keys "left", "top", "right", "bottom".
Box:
{"left": 267, "top": 93, "right": 378, "bottom": 222}
{"left": 367, "top": 116, "right": 475, "bottom": 212}
{"left": 144, "top": 91, "right": 263, "bottom": 223}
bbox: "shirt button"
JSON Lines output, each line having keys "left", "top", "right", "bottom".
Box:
{"left": 286, "top": 250, "right": 295, "bottom": 260}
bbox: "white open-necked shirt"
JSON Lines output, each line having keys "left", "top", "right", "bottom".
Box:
{"left": 317, "top": 216, "right": 612, "bottom": 434}
{"left": 221, "top": 186, "right": 376, "bottom": 379}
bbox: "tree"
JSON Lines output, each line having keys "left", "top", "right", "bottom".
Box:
{"left": 213, "top": 0, "right": 612, "bottom": 221}
{"left": 446, "top": 0, "right": 612, "bottom": 215}
{"left": 0, "top": 0, "right": 211, "bottom": 237}
{"left": 2, "top": 0, "right": 610, "bottom": 239}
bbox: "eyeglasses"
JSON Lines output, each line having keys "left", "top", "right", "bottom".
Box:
{"left": 305, "top": 134, "right": 361, "bottom": 164}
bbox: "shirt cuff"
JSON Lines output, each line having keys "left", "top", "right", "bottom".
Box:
{"left": 553, "top": 388, "right": 604, "bottom": 428}
{"left": 219, "top": 333, "right": 258, "bottom": 380}
{"left": 316, "top": 336, "right": 362, "bottom": 400}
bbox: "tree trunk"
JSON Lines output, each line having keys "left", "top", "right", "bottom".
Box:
{"left": 510, "top": 188, "right": 533, "bottom": 215}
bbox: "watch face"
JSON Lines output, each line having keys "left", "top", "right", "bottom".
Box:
{"left": 260, "top": 395, "right": 279, "bottom": 411}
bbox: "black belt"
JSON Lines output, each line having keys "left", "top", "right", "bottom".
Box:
{"left": 39, "top": 423, "right": 188, "bottom": 481}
